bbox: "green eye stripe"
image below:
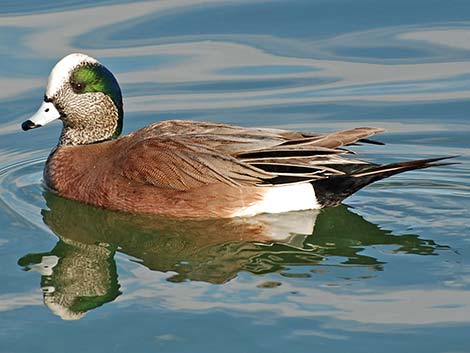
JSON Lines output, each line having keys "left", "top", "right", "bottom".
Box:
{"left": 71, "top": 65, "right": 121, "bottom": 101}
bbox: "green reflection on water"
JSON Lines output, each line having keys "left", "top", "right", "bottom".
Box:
{"left": 18, "top": 191, "right": 442, "bottom": 320}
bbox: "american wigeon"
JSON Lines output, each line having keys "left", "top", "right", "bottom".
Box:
{"left": 21, "top": 53, "right": 454, "bottom": 218}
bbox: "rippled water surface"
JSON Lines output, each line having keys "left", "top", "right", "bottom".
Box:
{"left": 1, "top": 1, "right": 470, "bottom": 352}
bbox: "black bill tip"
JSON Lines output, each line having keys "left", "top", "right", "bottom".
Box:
{"left": 21, "top": 120, "right": 41, "bottom": 131}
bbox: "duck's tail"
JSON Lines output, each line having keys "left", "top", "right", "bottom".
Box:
{"left": 312, "top": 156, "right": 458, "bottom": 207}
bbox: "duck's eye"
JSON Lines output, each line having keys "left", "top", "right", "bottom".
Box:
{"left": 71, "top": 81, "right": 85, "bottom": 93}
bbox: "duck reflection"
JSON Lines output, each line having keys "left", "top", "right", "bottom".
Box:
{"left": 19, "top": 191, "right": 441, "bottom": 320}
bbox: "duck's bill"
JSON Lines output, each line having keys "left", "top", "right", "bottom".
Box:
{"left": 22, "top": 101, "right": 61, "bottom": 131}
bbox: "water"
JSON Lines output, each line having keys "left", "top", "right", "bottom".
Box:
{"left": 1, "top": 0, "right": 469, "bottom": 352}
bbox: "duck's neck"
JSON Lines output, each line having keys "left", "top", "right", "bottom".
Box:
{"left": 58, "top": 125, "right": 118, "bottom": 146}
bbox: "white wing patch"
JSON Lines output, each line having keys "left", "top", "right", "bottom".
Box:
{"left": 232, "top": 183, "right": 319, "bottom": 217}
{"left": 46, "top": 53, "right": 99, "bottom": 98}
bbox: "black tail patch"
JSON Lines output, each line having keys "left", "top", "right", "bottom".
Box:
{"left": 312, "top": 156, "right": 458, "bottom": 207}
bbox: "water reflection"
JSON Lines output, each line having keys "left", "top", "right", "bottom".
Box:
{"left": 18, "top": 191, "right": 441, "bottom": 320}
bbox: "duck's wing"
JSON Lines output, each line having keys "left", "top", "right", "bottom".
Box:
{"left": 117, "top": 137, "right": 275, "bottom": 191}
{"left": 119, "top": 120, "right": 385, "bottom": 190}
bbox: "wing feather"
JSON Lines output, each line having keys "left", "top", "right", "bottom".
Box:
{"left": 118, "top": 121, "right": 386, "bottom": 190}
{"left": 119, "top": 138, "right": 274, "bottom": 191}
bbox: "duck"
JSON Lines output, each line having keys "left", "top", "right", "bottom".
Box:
{"left": 21, "top": 53, "right": 454, "bottom": 218}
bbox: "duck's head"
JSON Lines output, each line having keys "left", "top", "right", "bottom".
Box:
{"left": 22, "top": 53, "right": 123, "bottom": 146}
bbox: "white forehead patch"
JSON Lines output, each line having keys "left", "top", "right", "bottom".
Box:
{"left": 46, "top": 53, "right": 100, "bottom": 98}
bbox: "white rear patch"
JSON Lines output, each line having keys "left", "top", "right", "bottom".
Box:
{"left": 46, "top": 53, "right": 99, "bottom": 98}
{"left": 232, "top": 183, "right": 319, "bottom": 217}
